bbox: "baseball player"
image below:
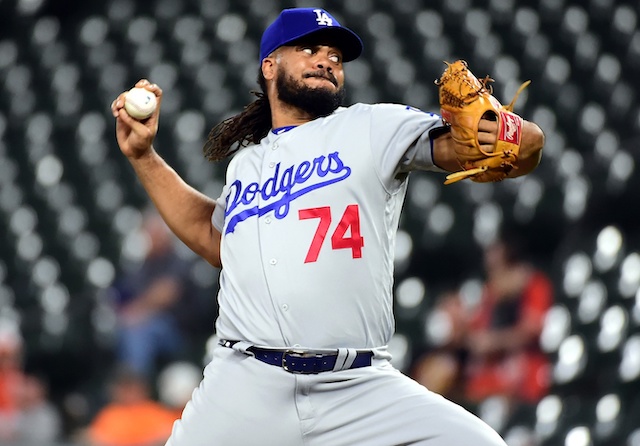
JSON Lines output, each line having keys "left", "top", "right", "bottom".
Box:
{"left": 111, "top": 7, "right": 545, "bottom": 446}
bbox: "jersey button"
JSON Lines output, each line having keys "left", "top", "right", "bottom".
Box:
{"left": 281, "top": 304, "right": 289, "bottom": 311}
{"left": 269, "top": 258, "right": 277, "bottom": 265}
{"left": 269, "top": 162, "right": 275, "bottom": 168}
{"left": 272, "top": 143, "right": 278, "bottom": 150}
{"left": 265, "top": 217, "right": 272, "bottom": 224}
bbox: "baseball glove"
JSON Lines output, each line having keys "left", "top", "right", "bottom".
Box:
{"left": 435, "top": 60, "right": 530, "bottom": 185}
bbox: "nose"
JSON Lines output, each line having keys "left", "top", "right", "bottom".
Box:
{"left": 317, "top": 63, "right": 332, "bottom": 73}
{"left": 313, "top": 48, "right": 334, "bottom": 68}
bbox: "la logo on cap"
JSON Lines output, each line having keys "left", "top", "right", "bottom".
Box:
{"left": 313, "top": 9, "right": 334, "bottom": 26}
{"left": 259, "top": 7, "right": 363, "bottom": 62}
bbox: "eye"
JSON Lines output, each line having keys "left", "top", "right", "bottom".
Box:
{"left": 302, "top": 47, "right": 313, "bottom": 55}
{"left": 329, "top": 54, "right": 341, "bottom": 64}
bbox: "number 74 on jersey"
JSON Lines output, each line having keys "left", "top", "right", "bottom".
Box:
{"left": 298, "top": 204, "right": 364, "bottom": 263}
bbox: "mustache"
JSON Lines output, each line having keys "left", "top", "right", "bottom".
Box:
{"left": 303, "top": 70, "right": 338, "bottom": 87}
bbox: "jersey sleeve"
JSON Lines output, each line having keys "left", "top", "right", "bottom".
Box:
{"left": 212, "top": 184, "right": 228, "bottom": 233}
{"left": 210, "top": 145, "right": 255, "bottom": 234}
{"left": 368, "top": 103, "right": 449, "bottom": 182}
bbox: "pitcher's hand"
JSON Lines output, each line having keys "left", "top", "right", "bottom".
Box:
{"left": 111, "top": 79, "right": 162, "bottom": 159}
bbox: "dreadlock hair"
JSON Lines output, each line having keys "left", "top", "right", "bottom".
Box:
{"left": 203, "top": 69, "right": 272, "bottom": 162}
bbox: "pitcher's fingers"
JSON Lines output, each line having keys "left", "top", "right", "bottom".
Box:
{"left": 146, "top": 83, "right": 163, "bottom": 107}
{"left": 477, "top": 118, "right": 498, "bottom": 133}
{"left": 479, "top": 143, "right": 496, "bottom": 154}
{"left": 477, "top": 131, "right": 497, "bottom": 146}
{"left": 111, "top": 93, "right": 128, "bottom": 117}
{"left": 118, "top": 109, "right": 153, "bottom": 137}
{"left": 135, "top": 79, "right": 151, "bottom": 88}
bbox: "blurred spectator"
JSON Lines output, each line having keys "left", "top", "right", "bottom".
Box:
{"left": 413, "top": 231, "right": 554, "bottom": 406}
{"left": 0, "top": 323, "right": 25, "bottom": 442}
{"left": 82, "top": 366, "right": 176, "bottom": 446}
{"left": 464, "top": 232, "right": 554, "bottom": 404}
{"left": 111, "top": 210, "right": 193, "bottom": 379}
{"left": 14, "top": 374, "right": 63, "bottom": 443}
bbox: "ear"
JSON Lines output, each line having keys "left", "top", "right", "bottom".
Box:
{"left": 262, "top": 57, "right": 276, "bottom": 81}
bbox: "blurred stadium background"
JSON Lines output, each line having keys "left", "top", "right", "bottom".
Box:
{"left": 0, "top": 0, "right": 639, "bottom": 444}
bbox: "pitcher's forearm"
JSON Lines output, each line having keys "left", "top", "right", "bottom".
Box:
{"left": 128, "top": 147, "right": 221, "bottom": 267}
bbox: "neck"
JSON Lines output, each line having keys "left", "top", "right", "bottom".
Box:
{"left": 269, "top": 99, "right": 315, "bottom": 129}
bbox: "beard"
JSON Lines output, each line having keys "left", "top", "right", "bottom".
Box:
{"left": 276, "top": 67, "right": 345, "bottom": 118}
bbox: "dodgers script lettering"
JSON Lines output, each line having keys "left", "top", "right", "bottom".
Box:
{"left": 224, "top": 151, "right": 351, "bottom": 234}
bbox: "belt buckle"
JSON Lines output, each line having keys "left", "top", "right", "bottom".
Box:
{"left": 282, "top": 349, "right": 323, "bottom": 374}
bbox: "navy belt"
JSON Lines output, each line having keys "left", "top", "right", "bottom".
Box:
{"left": 220, "top": 340, "right": 373, "bottom": 374}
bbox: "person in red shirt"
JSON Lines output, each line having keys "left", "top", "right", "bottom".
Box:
{"left": 463, "top": 234, "right": 554, "bottom": 403}
{"left": 412, "top": 232, "right": 554, "bottom": 406}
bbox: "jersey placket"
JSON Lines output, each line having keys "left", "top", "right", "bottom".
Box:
{"left": 258, "top": 136, "right": 294, "bottom": 344}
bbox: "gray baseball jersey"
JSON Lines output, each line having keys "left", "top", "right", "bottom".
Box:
{"left": 166, "top": 103, "right": 508, "bottom": 446}
{"left": 211, "top": 103, "right": 444, "bottom": 351}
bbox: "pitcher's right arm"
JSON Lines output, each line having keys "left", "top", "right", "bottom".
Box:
{"left": 112, "top": 79, "right": 221, "bottom": 268}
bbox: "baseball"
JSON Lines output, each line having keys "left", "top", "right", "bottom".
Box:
{"left": 124, "top": 87, "right": 157, "bottom": 120}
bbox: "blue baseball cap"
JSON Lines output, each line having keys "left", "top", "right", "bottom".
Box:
{"left": 259, "top": 8, "right": 363, "bottom": 63}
